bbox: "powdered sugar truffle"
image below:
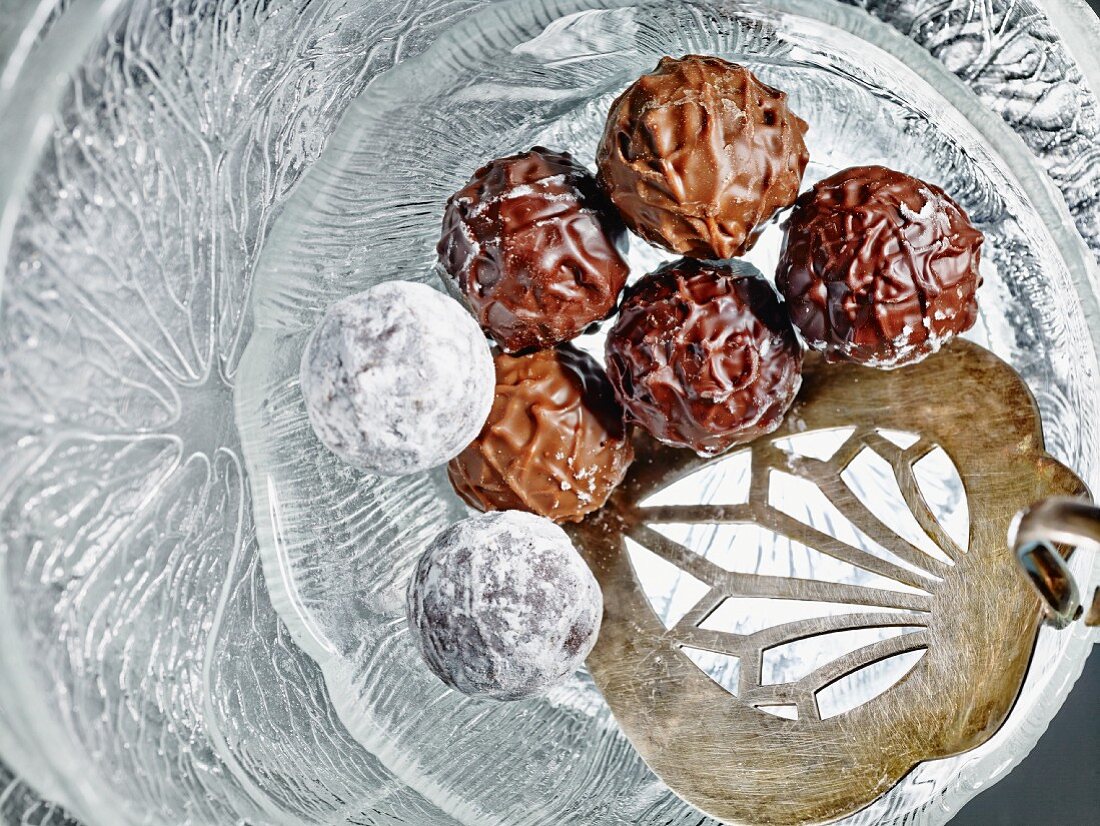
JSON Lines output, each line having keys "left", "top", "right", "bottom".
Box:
{"left": 300, "top": 281, "right": 493, "bottom": 475}
{"left": 406, "top": 511, "right": 603, "bottom": 701}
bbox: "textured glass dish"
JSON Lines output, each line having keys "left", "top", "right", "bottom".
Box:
{"left": 237, "top": 1, "right": 1100, "bottom": 824}
{"left": 0, "top": 2, "right": 1098, "bottom": 826}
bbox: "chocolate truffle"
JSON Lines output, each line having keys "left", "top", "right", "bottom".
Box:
{"left": 606, "top": 259, "right": 803, "bottom": 456}
{"left": 776, "top": 165, "right": 984, "bottom": 368}
{"left": 407, "top": 510, "right": 602, "bottom": 701}
{"left": 300, "top": 281, "right": 493, "bottom": 476}
{"left": 438, "top": 147, "right": 630, "bottom": 353}
{"left": 597, "top": 55, "right": 809, "bottom": 260}
{"left": 448, "top": 345, "right": 633, "bottom": 523}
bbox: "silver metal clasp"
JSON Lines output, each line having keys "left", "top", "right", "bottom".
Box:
{"left": 1011, "top": 497, "right": 1100, "bottom": 629}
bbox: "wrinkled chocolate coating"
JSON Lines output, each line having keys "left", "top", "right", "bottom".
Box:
{"left": 776, "top": 165, "right": 984, "bottom": 368}
{"left": 606, "top": 259, "right": 803, "bottom": 456}
{"left": 596, "top": 55, "right": 809, "bottom": 260}
{"left": 438, "top": 147, "right": 630, "bottom": 353}
{"left": 448, "top": 346, "right": 634, "bottom": 523}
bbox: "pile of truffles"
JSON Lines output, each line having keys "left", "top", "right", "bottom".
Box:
{"left": 301, "top": 54, "right": 985, "bottom": 702}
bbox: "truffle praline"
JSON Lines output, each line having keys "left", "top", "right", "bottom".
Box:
{"left": 438, "top": 146, "right": 630, "bottom": 353}
{"left": 776, "top": 165, "right": 984, "bottom": 368}
{"left": 449, "top": 345, "right": 634, "bottom": 523}
{"left": 300, "top": 281, "right": 494, "bottom": 476}
{"left": 597, "top": 55, "right": 809, "bottom": 259}
{"left": 606, "top": 259, "right": 803, "bottom": 456}
{"left": 406, "top": 510, "right": 602, "bottom": 701}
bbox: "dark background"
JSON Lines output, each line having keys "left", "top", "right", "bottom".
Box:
{"left": 951, "top": 655, "right": 1097, "bottom": 824}
{"left": 952, "top": 4, "right": 1099, "bottom": 821}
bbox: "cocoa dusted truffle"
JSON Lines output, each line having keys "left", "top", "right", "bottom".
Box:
{"left": 406, "top": 510, "right": 602, "bottom": 701}
{"left": 596, "top": 55, "right": 809, "bottom": 260}
{"left": 606, "top": 259, "right": 803, "bottom": 456}
{"left": 438, "top": 147, "right": 630, "bottom": 353}
{"left": 776, "top": 165, "right": 984, "bottom": 368}
{"left": 448, "top": 345, "right": 634, "bottom": 523}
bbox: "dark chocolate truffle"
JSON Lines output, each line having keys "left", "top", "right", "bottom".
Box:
{"left": 406, "top": 510, "right": 602, "bottom": 701}
{"left": 438, "top": 147, "right": 630, "bottom": 353}
{"left": 776, "top": 165, "right": 984, "bottom": 368}
{"left": 596, "top": 55, "right": 809, "bottom": 260}
{"left": 605, "top": 259, "right": 803, "bottom": 456}
{"left": 448, "top": 345, "right": 634, "bottom": 523}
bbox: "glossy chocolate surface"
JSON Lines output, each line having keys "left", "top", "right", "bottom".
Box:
{"left": 605, "top": 259, "right": 803, "bottom": 456}
{"left": 597, "top": 55, "right": 809, "bottom": 259}
{"left": 439, "top": 147, "right": 630, "bottom": 353}
{"left": 448, "top": 345, "right": 633, "bottom": 523}
{"left": 776, "top": 165, "right": 984, "bottom": 368}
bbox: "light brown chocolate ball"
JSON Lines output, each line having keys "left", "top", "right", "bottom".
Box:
{"left": 597, "top": 55, "right": 809, "bottom": 259}
{"left": 448, "top": 346, "right": 633, "bottom": 523}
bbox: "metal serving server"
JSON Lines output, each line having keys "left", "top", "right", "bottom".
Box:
{"left": 569, "top": 339, "right": 1098, "bottom": 826}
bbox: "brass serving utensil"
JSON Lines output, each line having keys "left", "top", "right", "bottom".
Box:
{"left": 569, "top": 339, "right": 1096, "bottom": 826}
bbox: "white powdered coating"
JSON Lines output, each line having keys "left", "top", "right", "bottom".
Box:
{"left": 406, "top": 511, "right": 603, "bottom": 701}
{"left": 848, "top": 313, "right": 957, "bottom": 369}
{"left": 898, "top": 187, "right": 954, "bottom": 239}
{"left": 300, "top": 281, "right": 494, "bottom": 475}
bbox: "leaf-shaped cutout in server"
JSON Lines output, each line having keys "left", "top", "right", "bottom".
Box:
{"left": 568, "top": 340, "right": 1088, "bottom": 826}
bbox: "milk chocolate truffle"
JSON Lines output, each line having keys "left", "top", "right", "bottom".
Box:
{"left": 448, "top": 346, "right": 634, "bottom": 523}
{"left": 606, "top": 259, "right": 803, "bottom": 456}
{"left": 406, "top": 510, "right": 602, "bottom": 701}
{"left": 776, "top": 165, "right": 984, "bottom": 368}
{"left": 438, "top": 147, "right": 630, "bottom": 353}
{"left": 597, "top": 55, "right": 809, "bottom": 259}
